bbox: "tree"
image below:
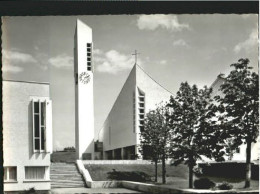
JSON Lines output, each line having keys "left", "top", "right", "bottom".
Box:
{"left": 167, "top": 82, "right": 225, "bottom": 188}
{"left": 139, "top": 103, "right": 171, "bottom": 184}
{"left": 214, "top": 58, "right": 259, "bottom": 188}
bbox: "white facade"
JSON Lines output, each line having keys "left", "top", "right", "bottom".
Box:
{"left": 3, "top": 80, "right": 52, "bottom": 191}
{"left": 98, "top": 64, "right": 172, "bottom": 159}
{"left": 74, "top": 19, "right": 95, "bottom": 160}
{"left": 211, "top": 75, "right": 259, "bottom": 161}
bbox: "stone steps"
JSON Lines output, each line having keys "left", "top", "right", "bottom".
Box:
{"left": 51, "top": 179, "right": 85, "bottom": 183}
{"left": 51, "top": 182, "right": 85, "bottom": 186}
{"left": 51, "top": 184, "right": 85, "bottom": 188}
{"left": 50, "top": 171, "right": 82, "bottom": 174}
{"left": 51, "top": 174, "right": 82, "bottom": 177}
{"left": 51, "top": 177, "right": 83, "bottom": 181}
{"left": 50, "top": 163, "right": 86, "bottom": 189}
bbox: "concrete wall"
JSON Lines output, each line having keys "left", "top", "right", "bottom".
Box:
{"left": 210, "top": 75, "right": 225, "bottom": 99}
{"left": 136, "top": 65, "right": 172, "bottom": 113}
{"left": 135, "top": 65, "right": 172, "bottom": 145}
{"left": 74, "top": 19, "right": 95, "bottom": 159}
{"left": 99, "top": 66, "right": 137, "bottom": 152}
{"left": 3, "top": 80, "right": 52, "bottom": 191}
{"left": 232, "top": 138, "right": 259, "bottom": 161}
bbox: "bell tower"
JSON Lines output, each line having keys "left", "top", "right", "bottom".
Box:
{"left": 74, "top": 19, "right": 94, "bottom": 159}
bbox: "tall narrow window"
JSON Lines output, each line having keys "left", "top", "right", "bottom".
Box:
{"left": 4, "top": 167, "right": 17, "bottom": 182}
{"left": 41, "top": 102, "right": 46, "bottom": 150}
{"left": 86, "top": 43, "right": 92, "bottom": 71}
{"left": 33, "top": 100, "right": 47, "bottom": 152}
{"left": 109, "top": 127, "right": 111, "bottom": 145}
{"left": 25, "top": 167, "right": 46, "bottom": 180}
{"left": 75, "top": 73, "right": 78, "bottom": 85}
{"left": 137, "top": 88, "right": 145, "bottom": 133}
{"left": 133, "top": 91, "right": 136, "bottom": 133}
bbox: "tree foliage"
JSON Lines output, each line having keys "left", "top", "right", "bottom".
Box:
{"left": 214, "top": 58, "right": 259, "bottom": 188}
{"left": 167, "top": 82, "right": 225, "bottom": 188}
{"left": 139, "top": 58, "right": 258, "bottom": 189}
{"left": 214, "top": 58, "right": 259, "bottom": 144}
{"left": 139, "top": 103, "right": 171, "bottom": 183}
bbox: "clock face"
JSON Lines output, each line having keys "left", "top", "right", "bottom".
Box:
{"left": 79, "top": 72, "right": 91, "bottom": 84}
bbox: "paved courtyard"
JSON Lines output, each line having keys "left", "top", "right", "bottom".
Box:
{"left": 51, "top": 187, "right": 142, "bottom": 194}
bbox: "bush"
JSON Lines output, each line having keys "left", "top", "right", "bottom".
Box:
{"left": 194, "top": 178, "right": 216, "bottom": 189}
{"left": 63, "top": 146, "right": 76, "bottom": 152}
{"left": 107, "top": 169, "right": 151, "bottom": 182}
{"left": 217, "top": 182, "right": 233, "bottom": 190}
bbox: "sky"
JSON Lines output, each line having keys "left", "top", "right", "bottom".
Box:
{"left": 2, "top": 15, "right": 258, "bottom": 151}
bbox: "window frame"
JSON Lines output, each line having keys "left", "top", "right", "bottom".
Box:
{"left": 137, "top": 88, "right": 145, "bottom": 133}
{"left": 4, "top": 166, "right": 17, "bottom": 182}
{"left": 25, "top": 166, "right": 47, "bottom": 181}
{"left": 32, "top": 99, "right": 47, "bottom": 153}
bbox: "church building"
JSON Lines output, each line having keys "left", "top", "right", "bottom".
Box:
{"left": 3, "top": 19, "right": 258, "bottom": 193}
{"left": 97, "top": 64, "right": 173, "bottom": 160}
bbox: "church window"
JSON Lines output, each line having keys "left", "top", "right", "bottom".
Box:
{"left": 137, "top": 88, "right": 145, "bottom": 133}
{"left": 139, "top": 97, "right": 144, "bottom": 101}
{"left": 4, "top": 167, "right": 17, "bottom": 182}
{"left": 133, "top": 91, "right": 136, "bottom": 133}
{"left": 139, "top": 103, "right": 144, "bottom": 108}
{"left": 25, "top": 167, "right": 46, "bottom": 180}
{"left": 109, "top": 127, "right": 111, "bottom": 145}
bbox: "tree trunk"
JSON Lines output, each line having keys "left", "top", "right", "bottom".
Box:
{"left": 162, "top": 152, "right": 166, "bottom": 184}
{"left": 155, "top": 159, "right": 158, "bottom": 182}
{"left": 245, "top": 139, "right": 252, "bottom": 188}
{"left": 189, "top": 164, "right": 193, "bottom": 188}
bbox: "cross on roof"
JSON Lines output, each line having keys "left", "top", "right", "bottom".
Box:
{"left": 132, "top": 50, "right": 140, "bottom": 65}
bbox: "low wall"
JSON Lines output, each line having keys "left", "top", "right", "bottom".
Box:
{"left": 82, "top": 160, "right": 152, "bottom": 165}
{"left": 121, "top": 181, "right": 185, "bottom": 194}
{"left": 77, "top": 160, "right": 122, "bottom": 188}
{"left": 77, "top": 160, "right": 259, "bottom": 193}
{"left": 76, "top": 160, "right": 92, "bottom": 183}
{"left": 87, "top": 181, "right": 121, "bottom": 188}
